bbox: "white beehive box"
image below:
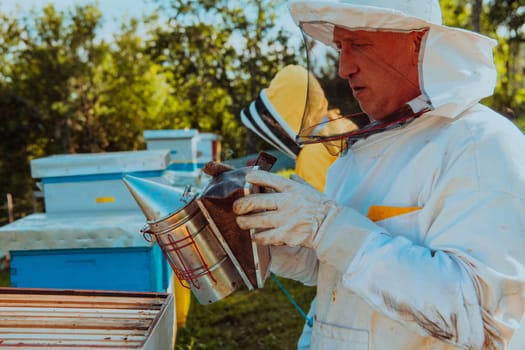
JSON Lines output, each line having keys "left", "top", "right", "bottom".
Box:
{"left": 194, "top": 132, "right": 221, "bottom": 167}
{"left": 143, "top": 130, "right": 221, "bottom": 188}
{"left": 0, "top": 287, "right": 174, "bottom": 349}
{"left": 30, "top": 150, "right": 170, "bottom": 214}
{"left": 143, "top": 129, "right": 198, "bottom": 170}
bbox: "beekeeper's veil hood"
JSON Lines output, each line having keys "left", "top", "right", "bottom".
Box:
{"left": 289, "top": 0, "right": 498, "bottom": 152}
{"left": 240, "top": 64, "right": 357, "bottom": 159}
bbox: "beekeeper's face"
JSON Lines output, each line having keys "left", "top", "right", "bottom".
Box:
{"left": 333, "top": 27, "right": 426, "bottom": 120}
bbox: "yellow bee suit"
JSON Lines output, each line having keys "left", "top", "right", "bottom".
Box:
{"left": 170, "top": 276, "right": 191, "bottom": 347}
{"left": 295, "top": 143, "right": 338, "bottom": 192}
{"left": 173, "top": 277, "right": 191, "bottom": 327}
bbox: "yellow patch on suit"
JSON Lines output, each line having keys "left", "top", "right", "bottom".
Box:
{"left": 367, "top": 205, "right": 422, "bottom": 222}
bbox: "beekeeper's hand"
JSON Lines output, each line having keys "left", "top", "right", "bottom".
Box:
{"left": 233, "top": 170, "right": 341, "bottom": 248}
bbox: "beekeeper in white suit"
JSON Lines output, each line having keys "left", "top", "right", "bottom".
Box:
{"left": 232, "top": 0, "right": 525, "bottom": 349}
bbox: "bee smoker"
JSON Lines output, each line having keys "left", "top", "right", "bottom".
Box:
{"left": 123, "top": 161, "right": 272, "bottom": 304}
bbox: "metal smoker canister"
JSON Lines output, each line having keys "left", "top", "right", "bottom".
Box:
{"left": 123, "top": 174, "right": 249, "bottom": 304}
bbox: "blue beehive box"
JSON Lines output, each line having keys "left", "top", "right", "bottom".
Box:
{"left": 0, "top": 211, "right": 171, "bottom": 292}
{"left": 0, "top": 150, "right": 174, "bottom": 292}
{"left": 10, "top": 245, "right": 169, "bottom": 292}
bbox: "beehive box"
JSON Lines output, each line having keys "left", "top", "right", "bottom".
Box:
{"left": 193, "top": 132, "right": 221, "bottom": 168}
{"left": 30, "top": 150, "right": 170, "bottom": 214}
{"left": 0, "top": 211, "right": 170, "bottom": 292}
{"left": 9, "top": 246, "right": 169, "bottom": 292}
{"left": 143, "top": 129, "right": 198, "bottom": 171}
{"left": 0, "top": 287, "right": 174, "bottom": 349}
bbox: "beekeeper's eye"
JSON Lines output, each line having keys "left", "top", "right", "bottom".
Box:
{"left": 350, "top": 42, "right": 372, "bottom": 50}
{"left": 335, "top": 40, "right": 371, "bottom": 53}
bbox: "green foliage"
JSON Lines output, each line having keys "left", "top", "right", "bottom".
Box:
{"left": 0, "top": 5, "right": 116, "bottom": 219}
{"left": 92, "top": 21, "right": 183, "bottom": 151}
{"left": 440, "top": 0, "right": 471, "bottom": 28}
{"left": 439, "top": 0, "right": 525, "bottom": 119}
{"left": 487, "top": 0, "right": 525, "bottom": 37}
{"left": 485, "top": 0, "right": 525, "bottom": 118}
{"left": 147, "top": 0, "right": 298, "bottom": 158}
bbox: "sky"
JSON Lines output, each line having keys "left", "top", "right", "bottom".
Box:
{"left": 0, "top": 0, "right": 171, "bottom": 40}
{"left": 0, "top": 0, "right": 300, "bottom": 41}
{"left": 0, "top": 0, "right": 159, "bottom": 20}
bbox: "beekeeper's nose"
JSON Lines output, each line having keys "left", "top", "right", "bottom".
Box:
{"left": 338, "top": 47, "right": 359, "bottom": 79}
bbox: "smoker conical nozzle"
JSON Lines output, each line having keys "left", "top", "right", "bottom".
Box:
{"left": 122, "top": 175, "right": 190, "bottom": 221}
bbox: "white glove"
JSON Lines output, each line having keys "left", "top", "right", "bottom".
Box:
{"left": 233, "top": 170, "right": 341, "bottom": 248}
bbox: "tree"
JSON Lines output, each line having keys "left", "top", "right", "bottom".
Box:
{"left": 92, "top": 17, "right": 184, "bottom": 152}
{"left": 440, "top": 0, "right": 471, "bottom": 28}
{"left": 147, "top": 0, "right": 299, "bottom": 157}
{"left": 486, "top": 0, "right": 525, "bottom": 117}
{"left": 471, "top": 0, "right": 483, "bottom": 33}
{"left": 8, "top": 5, "right": 108, "bottom": 155}
{"left": 439, "top": 0, "right": 525, "bottom": 119}
{"left": 0, "top": 4, "right": 180, "bottom": 222}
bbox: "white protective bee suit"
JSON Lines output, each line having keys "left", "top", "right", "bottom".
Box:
{"left": 244, "top": 0, "right": 525, "bottom": 349}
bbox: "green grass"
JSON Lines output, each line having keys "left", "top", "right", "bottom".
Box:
{"left": 175, "top": 277, "right": 316, "bottom": 350}
{"left": 0, "top": 269, "right": 9, "bottom": 287}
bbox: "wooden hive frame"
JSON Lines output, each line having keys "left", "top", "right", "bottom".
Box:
{"left": 0, "top": 287, "right": 173, "bottom": 349}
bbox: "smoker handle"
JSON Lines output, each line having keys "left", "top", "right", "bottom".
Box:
{"left": 253, "top": 151, "right": 277, "bottom": 172}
